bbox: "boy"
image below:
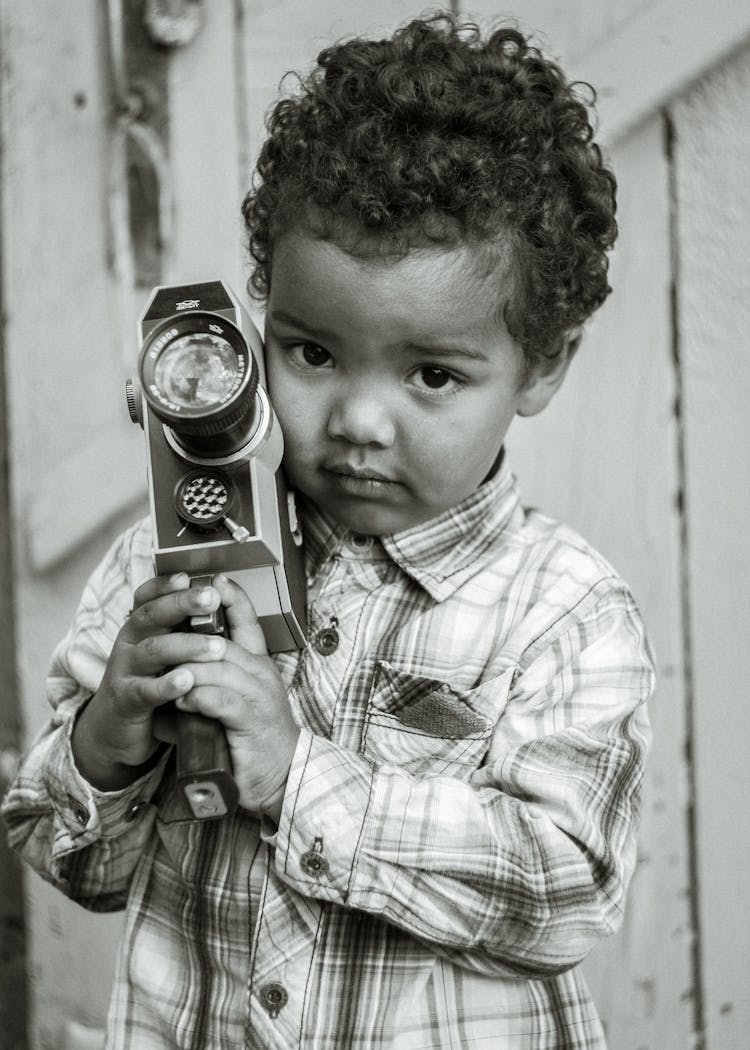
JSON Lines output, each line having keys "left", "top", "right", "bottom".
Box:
{"left": 3, "top": 15, "right": 653, "bottom": 1050}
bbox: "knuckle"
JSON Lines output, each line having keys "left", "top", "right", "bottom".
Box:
{"left": 136, "top": 601, "right": 157, "bottom": 629}
{"left": 141, "top": 634, "right": 162, "bottom": 660}
{"left": 132, "top": 581, "right": 152, "bottom": 606}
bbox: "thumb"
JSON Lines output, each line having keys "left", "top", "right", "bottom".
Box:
{"left": 212, "top": 574, "right": 268, "bottom": 655}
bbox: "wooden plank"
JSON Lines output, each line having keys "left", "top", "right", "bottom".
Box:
{"left": 0, "top": 7, "right": 28, "bottom": 1029}
{"left": 465, "top": 0, "right": 750, "bottom": 145}
{"left": 570, "top": 0, "right": 750, "bottom": 144}
{"left": 506, "top": 115, "right": 693, "bottom": 1049}
{"left": 0, "top": 1, "right": 142, "bottom": 1043}
{"left": 239, "top": 0, "right": 424, "bottom": 183}
{"left": 29, "top": 434, "right": 144, "bottom": 572}
{"left": 167, "top": 1, "right": 247, "bottom": 290}
{"left": 3, "top": 0, "right": 146, "bottom": 573}
{"left": 463, "top": 0, "right": 657, "bottom": 59}
{"left": 671, "top": 41, "right": 750, "bottom": 1050}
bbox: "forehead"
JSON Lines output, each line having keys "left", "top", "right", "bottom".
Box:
{"left": 268, "top": 229, "right": 514, "bottom": 337}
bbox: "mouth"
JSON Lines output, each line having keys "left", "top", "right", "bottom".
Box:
{"left": 322, "top": 462, "right": 400, "bottom": 496}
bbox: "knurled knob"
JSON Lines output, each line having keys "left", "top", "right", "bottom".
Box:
{"left": 125, "top": 378, "right": 142, "bottom": 425}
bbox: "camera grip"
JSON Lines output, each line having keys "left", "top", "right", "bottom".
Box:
{"left": 175, "top": 711, "right": 240, "bottom": 820}
{"left": 174, "top": 578, "right": 240, "bottom": 820}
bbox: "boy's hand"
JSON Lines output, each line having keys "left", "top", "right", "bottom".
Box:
{"left": 174, "top": 574, "right": 300, "bottom": 823}
{"left": 72, "top": 573, "right": 229, "bottom": 791}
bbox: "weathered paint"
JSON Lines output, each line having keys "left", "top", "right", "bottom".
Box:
{"left": 1, "top": 2, "right": 748, "bottom": 1047}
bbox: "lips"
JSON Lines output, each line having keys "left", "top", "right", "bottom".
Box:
{"left": 322, "top": 461, "right": 400, "bottom": 496}
{"left": 324, "top": 462, "right": 395, "bottom": 484}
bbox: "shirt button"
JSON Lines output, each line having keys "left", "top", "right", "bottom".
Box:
{"left": 259, "top": 982, "right": 288, "bottom": 1018}
{"left": 124, "top": 800, "right": 149, "bottom": 822}
{"left": 70, "top": 800, "right": 88, "bottom": 825}
{"left": 301, "top": 848, "right": 329, "bottom": 877}
{"left": 313, "top": 626, "right": 339, "bottom": 656}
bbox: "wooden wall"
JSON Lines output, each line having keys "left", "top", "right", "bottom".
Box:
{"left": 670, "top": 45, "right": 750, "bottom": 1049}
{"left": 1, "top": 2, "right": 748, "bottom": 1047}
{"left": 506, "top": 112, "right": 694, "bottom": 1049}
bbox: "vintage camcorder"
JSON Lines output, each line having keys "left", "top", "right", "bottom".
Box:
{"left": 126, "top": 281, "right": 306, "bottom": 821}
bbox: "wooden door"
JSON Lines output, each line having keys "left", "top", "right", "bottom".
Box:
{"left": 2, "top": 2, "right": 748, "bottom": 1046}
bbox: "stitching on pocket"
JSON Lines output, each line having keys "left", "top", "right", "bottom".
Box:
{"left": 373, "top": 662, "right": 492, "bottom": 738}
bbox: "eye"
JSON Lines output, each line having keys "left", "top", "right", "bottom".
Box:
{"left": 419, "top": 367, "right": 452, "bottom": 389}
{"left": 287, "top": 342, "right": 332, "bottom": 368}
{"left": 409, "top": 366, "right": 463, "bottom": 396}
{"left": 301, "top": 343, "right": 331, "bottom": 366}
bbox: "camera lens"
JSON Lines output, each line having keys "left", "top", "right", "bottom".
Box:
{"left": 140, "top": 312, "right": 259, "bottom": 457}
{"left": 155, "top": 334, "right": 239, "bottom": 410}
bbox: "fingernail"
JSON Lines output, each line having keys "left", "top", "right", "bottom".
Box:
{"left": 206, "top": 637, "right": 225, "bottom": 657}
{"left": 170, "top": 572, "right": 188, "bottom": 587}
{"left": 196, "top": 588, "right": 214, "bottom": 607}
{"left": 174, "top": 670, "right": 192, "bottom": 689}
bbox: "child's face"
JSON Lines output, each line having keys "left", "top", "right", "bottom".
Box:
{"left": 264, "top": 229, "right": 555, "bottom": 536}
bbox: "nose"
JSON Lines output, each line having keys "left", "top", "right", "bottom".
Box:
{"left": 326, "top": 383, "right": 396, "bottom": 448}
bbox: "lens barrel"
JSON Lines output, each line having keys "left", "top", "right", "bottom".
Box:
{"left": 139, "top": 312, "right": 259, "bottom": 458}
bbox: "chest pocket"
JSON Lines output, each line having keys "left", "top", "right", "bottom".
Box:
{"left": 361, "top": 661, "right": 514, "bottom": 780}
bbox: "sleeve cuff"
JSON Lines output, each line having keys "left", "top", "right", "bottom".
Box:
{"left": 272, "top": 728, "right": 374, "bottom": 904}
{"left": 43, "top": 714, "right": 168, "bottom": 847}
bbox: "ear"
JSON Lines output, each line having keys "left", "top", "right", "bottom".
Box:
{"left": 516, "top": 329, "right": 581, "bottom": 418}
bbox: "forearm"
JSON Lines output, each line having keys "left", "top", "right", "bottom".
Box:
{"left": 271, "top": 730, "right": 639, "bottom": 977}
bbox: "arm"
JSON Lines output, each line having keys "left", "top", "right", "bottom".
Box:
{"left": 271, "top": 581, "right": 653, "bottom": 978}
{"left": 1, "top": 523, "right": 236, "bottom": 907}
{"left": 2, "top": 522, "right": 153, "bottom": 907}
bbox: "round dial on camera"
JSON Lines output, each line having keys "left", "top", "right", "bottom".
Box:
{"left": 174, "top": 469, "right": 236, "bottom": 531}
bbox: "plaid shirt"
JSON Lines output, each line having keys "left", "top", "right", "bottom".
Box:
{"left": 3, "top": 459, "right": 653, "bottom": 1049}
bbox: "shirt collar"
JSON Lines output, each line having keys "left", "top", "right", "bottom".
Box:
{"left": 298, "top": 454, "right": 523, "bottom": 602}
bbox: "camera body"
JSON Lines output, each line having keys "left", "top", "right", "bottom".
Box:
{"left": 127, "top": 280, "right": 306, "bottom": 819}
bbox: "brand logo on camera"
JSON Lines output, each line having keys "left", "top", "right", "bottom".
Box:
{"left": 176, "top": 298, "right": 200, "bottom": 310}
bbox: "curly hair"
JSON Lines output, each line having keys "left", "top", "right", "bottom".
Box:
{"left": 241, "top": 13, "right": 617, "bottom": 369}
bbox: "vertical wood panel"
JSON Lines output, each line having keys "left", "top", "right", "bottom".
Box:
{"left": 0, "top": 6, "right": 27, "bottom": 1039}
{"left": 1, "top": 2, "right": 129, "bottom": 1044}
{"left": 671, "top": 42, "right": 750, "bottom": 1050}
{"left": 239, "top": 0, "right": 426, "bottom": 184}
{"left": 167, "top": 2, "right": 247, "bottom": 290}
{"left": 7, "top": 3, "right": 741, "bottom": 1047}
{"left": 461, "top": 0, "right": 659, "bottom": 63}
{"left": 505, "top": 116, "right": 693, "bottom": 1049}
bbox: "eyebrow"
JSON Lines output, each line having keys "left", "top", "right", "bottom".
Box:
{"left": 269, "top": 308, "right": 489, "bottom": 362}
{"left": 402, "top": 341, "right": 489, "bottom": 363}
{"left": 268, "top": 308, "right": 335, "bottom": 342}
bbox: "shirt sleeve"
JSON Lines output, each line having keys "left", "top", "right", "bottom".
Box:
{"left": 270, "top": 578, "right": 654, "bottom": 979}
{"left": 1, "top": 519, "right": 163, "bottom": 911}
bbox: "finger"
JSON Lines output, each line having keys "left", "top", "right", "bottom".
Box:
{"left": 126, "top": 583, "right": 221, "bottom": 639}
{"left": 152, "top": 705, "right": 177, "bottom": 744}
{"left": 124, "top": 666, "right": 196, "bottom": 714}
{"left": 212, "top": 574, "right": 268, "bottom": 656}
{"left": 174, "top": 658, "right": 275, "bottom": 730}
{"left": 132, "top": 572, "right": 190, "bottom": 610}
{"left": 132, "top": 631, "right": 227, "bottom": 674}
{"left": 174, "top": 657, "right": 269, "bottom": 696}
{"left": 176, "top": 684, "right": 248, "bottom": 731}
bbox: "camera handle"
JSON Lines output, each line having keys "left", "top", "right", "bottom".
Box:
{"left": 174, "top": 576, "right": 240, "bottom": 820}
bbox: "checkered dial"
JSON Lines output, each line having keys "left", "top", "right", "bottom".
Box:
{"left": 176, "top": 472, "right": 231, "bottom": 527}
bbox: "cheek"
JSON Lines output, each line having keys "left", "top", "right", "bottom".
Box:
{"left": 410, "top": 401, "right": 508, "bottom": 490}
{"left": 267, "top": 369, "right": 321, "bottom": 452}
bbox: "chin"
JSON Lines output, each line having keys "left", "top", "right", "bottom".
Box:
{"left": 325, "top": 494, "right": 440, "bottom": 537}
{"left": 326, "top": 501, "right": 400, "bottom": 536}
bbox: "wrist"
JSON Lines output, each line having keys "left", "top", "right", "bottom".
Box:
{"left": 259, "top": 726, "right": 299, "bottom": 826}
{"left": 71, "top": 698, "right": 161, "bottom": 791}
